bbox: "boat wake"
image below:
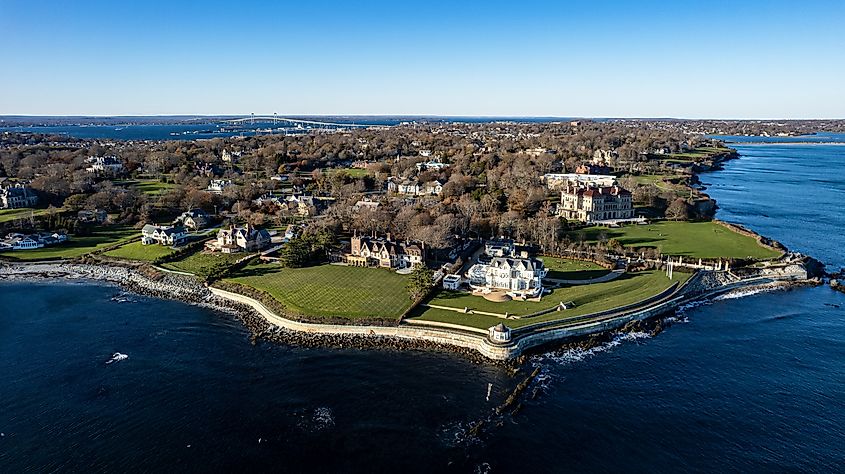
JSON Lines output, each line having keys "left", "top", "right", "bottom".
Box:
{"left": 105, "top": 352, "right": 128, "bottom": 364}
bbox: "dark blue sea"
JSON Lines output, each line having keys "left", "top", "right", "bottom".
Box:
{"left": 2, "top": 137, "right": 844, "bottom": 472}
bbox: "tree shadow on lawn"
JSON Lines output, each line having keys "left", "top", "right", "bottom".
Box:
{"left": 546, "top": 269, "right": 611, "bottom": 280}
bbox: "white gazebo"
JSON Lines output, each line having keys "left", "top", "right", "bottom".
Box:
{"left": 488, "top": 323, "right": 512, "bottom": 343}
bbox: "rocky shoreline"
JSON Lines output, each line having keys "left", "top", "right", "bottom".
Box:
{"left": 0, "top": 259, "right": 823, "bottom": 364}
{"left": 0, "top": 262, "right": 496, "bottom": 364}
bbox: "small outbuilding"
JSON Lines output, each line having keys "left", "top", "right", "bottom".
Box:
{"left": 488, "top": 323, "right": 512, "bottom": 343}
{"left": 442, "top": 274, "right": 462, "bottom": 290}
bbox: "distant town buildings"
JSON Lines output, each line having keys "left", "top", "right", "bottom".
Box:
{"left": 85, "top": 155, "right": 123, "bottom": 174}
{"left": 206, "top": 224, "right": 270, "bottom": 253}
{"left": 0, "top": 182, "right": 38, "bottom": 209}
{"left": 141, "top": 224, "right": 189, "bottom": 246}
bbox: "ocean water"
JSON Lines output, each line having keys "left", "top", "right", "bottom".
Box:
{"left": 2, "top": 138, "right": 845, "bottom": 472}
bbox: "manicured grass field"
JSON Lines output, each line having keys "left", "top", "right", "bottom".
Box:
{"left": 541, "top": 256, "right": 609, "bottom": 280}
{"left": 225, "top": 263, "right": 412, "bottom": 320}
{"left": 103, "top": 240, "right": 177, "bottom": 261}
{"left": 665, "top": 146, "right": 732, "bottom": 161}
{"left": 567, "top": 221, "right": 781, "bottom": 259}
{"left": 334, "top": 167, "right": 370, "bottom": 178}
{"left": 162, "top": 250, "right": 245, "bottom": 275}
{"left": 410, "top": 270, "right": 688, "bottom": 330}
{"left": 0, "top": 226, "right": 138, "bottom": 260}
{"left": 114, "top": 179, "right": 176, "bottom": 195}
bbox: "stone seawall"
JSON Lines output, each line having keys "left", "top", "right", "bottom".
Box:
{"left": 1, "top": 261, "right": 815, "bottom": 362}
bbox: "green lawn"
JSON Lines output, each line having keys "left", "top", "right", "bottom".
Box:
{"left": 665, "top": 146, "right": 732, "bottom": 161}
{"left": 411, "top": 270, "right": 688, "bottom": 330}
{"left": 0, "top": 226, "right": 138, "bottom": 260}
{"left": 103, "top": 240, "right": 177, "bottom": 261}
{"left": 541, "top": 256, "right": 609, "bottom": 280}
{"left": 225, "top": 263, "right": 412, "bottom": 320}
{"left": 567, "top": 221, "right": 781, "bottom": 259}
{"left": 114, "top": 179, "right": 176, "bottom": 195}
{"left": 333, "top": 168, "right": 370, "bottom": 178}
{"left": 162, "top": 250, "right": 245, "bottom": 275}
{"left": 0, "top": 207, "right": 57, "bottom": 224}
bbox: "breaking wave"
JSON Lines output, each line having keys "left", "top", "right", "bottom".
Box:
{"left": 536, "top": 331, "right": 652, "bottom": 366}
{"left": 714, "top": 286, "right": 777, "bottom": 300}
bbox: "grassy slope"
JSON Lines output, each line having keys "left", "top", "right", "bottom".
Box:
{"left": 162, "top": 250, "right": 244, "bottom": 274}
{"left": 0, "top": 208, "right": 56, "bottom": 224}
{"left": 103, "top": 240, "right": 176, "bottom": 261}
{"left": 225, "top": 262, "right": 412, "bottom": 320}
{"left": 411, "top": 270, "right": 688, "bottom": 330}
{"left": 0, "top": 226, "right": 138, "bottom": 260}
{"left": 568, "top": 221, "right": 780, "bottom": 259}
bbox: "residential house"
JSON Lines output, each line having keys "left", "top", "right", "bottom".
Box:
{"left": 353, "top": 198, "right": 381, "bottom": 212}
{"left": 0, "top": 232, "right": 68, "bottom": 251}
{"left": 77, "top": 209, "right": 108, "bottom": 224}
{"left": 283, "top": 195, "right": 322, "bottom": 217}
{"left": 85, "top": 155, "right": 123, "bottom": 174}
{"left": 0, "top": 183, "right": 38, "bottom": 209}
{"left": 344, "top": 233, "right": 425, "bottom": 269}
{"left": 141, "top": 224, "right": 189, "bottom": 246}
{"left": 415, "top": 157, "right": 450, "bottom": 172}
{"left": 387, "top": 178, "right": 443, "bottom": 196}
{"left": 207, "top": 179, "right": 233, "bottom": 194}
{"left": 206, "top": 224, "right": 271, "bottom": 253}
{"left": 172, "top": 209, "right": 209, "bottom": 231}
{"left": 221, "top": 149, "right": 241, "bottom": 163}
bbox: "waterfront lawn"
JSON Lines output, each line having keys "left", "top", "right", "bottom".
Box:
{"left": 162, "top": 250, "right": 245, "bottom": 275}
{"left": 225, "top": 263, "right": 412, "bottom": 320}
{"left": 665, "top": 146, "right": 731, "bottom": 161}
{"left": 541, "top": 257, "right": 609, "bottom": 280}
{"left": 0, "top": 226, "right": 138, "bottom": 260}
{"left": 567, "top": 221, "right": 781, "bottom": 260}
{"left": 103, "top": 240, "right": 176, "bottom": 261}
{"left": 410, "top": 270, "right": 689, "bottom": 330}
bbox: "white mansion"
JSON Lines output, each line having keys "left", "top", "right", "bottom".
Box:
{"left": 466, "top": 240, "right": 548, "bottom": 299}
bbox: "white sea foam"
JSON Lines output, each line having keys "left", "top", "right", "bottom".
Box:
{"left": 297, "top": 407, "right": 335, "bottom": 432}
{"left": 105, "top": 352, "right": 128, "bottom": 364}
{"left": 537, "top": 331, "right": 653, "bottom": 366}
{"left": 714, "top": 286, "right": 776, "bottom": 300}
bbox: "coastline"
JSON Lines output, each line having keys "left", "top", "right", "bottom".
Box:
{"left": 0, "top": 258, "right": 820, "bottom": 362}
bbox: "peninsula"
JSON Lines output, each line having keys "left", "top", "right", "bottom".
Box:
{"left": 0, "top": 118, "right": 831, "bottom": 360}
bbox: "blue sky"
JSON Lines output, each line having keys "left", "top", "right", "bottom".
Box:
{"left": 1, "top": 0, "right": 843, "bottom": 118}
